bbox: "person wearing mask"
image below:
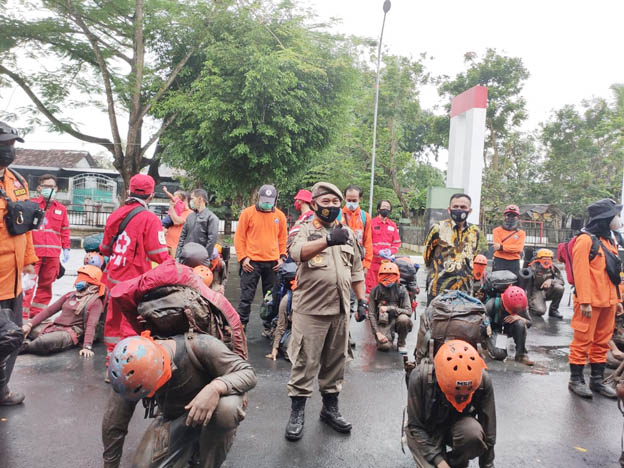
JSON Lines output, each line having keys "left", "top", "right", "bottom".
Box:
{"left": 234, "top": 185, "right": 287, "bottom": 330}
{"left": 367, "top": 262, "right": 412, "bottom": 354}
{"left": 568, "top": 198, "right": 622, "bottom": 399}
{"left": 284, "top": 182, "right": 367, "bottom": 441}
{"left": 21, "top": 265, "right": 105, "bottom": 356}
{"left": 424, "top": 194, "right": 487, "bottom": 304}
{"left": 527, "top": 249, "right": 564, "bottom": 319}
{"left": 102, "top": 331, "right": 257, "bottom": 468}
{"left": 365, "top": 200, "right": 401, "bottom": 293}
{"left": 100, "top": 174, "right": 170, "bottom": 372}
{"left": 287, "top": 189, "right": 314, "bottom": 249}
{"left": 341, "top": 185, "right": 372, "bottom": 273}
{"left": 406, "top": 340, "right": 495, "bottom": 468}
{"left": 0, "top": 121, "right": 37, "bottom": 406}
{"left": 22, "top": 174, "right": 71, "bottom": 319}
{"left": 491, "top": 205, "right": 526, "bottom": 277}
{"left": 175, "top": 188, "right": 219, "bottom": 261}
{"left": 164, "top": 189, "right": 192, "bottom": 255}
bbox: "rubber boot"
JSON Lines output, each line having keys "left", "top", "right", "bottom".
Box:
{"left": 0, "top": 358, "right": 25, "bottom": 406}
{"left": 589, "top": 362, "right": 617, "bottom": 399}
{"left": 285, "top": 396, "right": 306, "bottom": 441}
{"left": 320, "top": 393, "right": 352, "bottom": 433}
{"left": 568, "top": 364, "right": 593, "bottom": 399}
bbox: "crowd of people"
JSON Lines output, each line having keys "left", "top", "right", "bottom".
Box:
{"left": 1, "top": 120, "right": 623, "bottom": 467}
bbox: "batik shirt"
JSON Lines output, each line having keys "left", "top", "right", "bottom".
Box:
{"left": 424, "top": 218, "right": 487, "bottom": 299}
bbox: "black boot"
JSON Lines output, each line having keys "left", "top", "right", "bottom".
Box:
{"left": 320, "top": 393, "right": 352, "bottom": 433}
{"left": 568, "top": 364, "right": 593, "bottom": 399}
{"left": 589, "top": 363, "right": 617, "bottom": 399}
{"left": 548, "top": 307, "right": 563, "bottom": 319}
{"left": 285, "top": 396, "right": 306, "bottom": 441}
{"left": 0, "top": 358, "right": 24, "bottom": 406}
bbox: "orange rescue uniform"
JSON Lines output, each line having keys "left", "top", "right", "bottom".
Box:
{"left": 492, "top": 226, "right": 526, "bottom": 261}
{"left": 569, "top": 234, "right": 619, "bottom": 364}
{"left": 0, "top": 169, "right": 38, "bottom": 300}
{"left": 234, "top": 206, "right": 287, "bottom": 262}
{"left": 340, "top": 206, "right": 373, "bottom": 269}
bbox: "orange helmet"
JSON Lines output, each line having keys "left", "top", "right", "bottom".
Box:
{"left": 109, "top": 331, "right": 172, "bottom": 401}
{"left": 434, "top": 340, "right": 487, "bottom": 412}
{"left": 473, "top": 254, "right": 487, "bottom": 281}
{"left": 501, "top": 285, "right": 528, "bottom": 315}
{"left": 378, "top": 261, "right": 400, "bottom": 286}
{"left": 193, "top": 265, "right": 214, "bottom": 287}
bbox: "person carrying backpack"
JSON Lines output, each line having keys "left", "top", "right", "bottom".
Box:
{"left": 405, "top": 340, "right": 495, "bottom": 468}
{"left": 568, "top": 198, "right": 622, "bottom": 399}
{"left": 368, "top": 262, "right": 413, "bottom": 354}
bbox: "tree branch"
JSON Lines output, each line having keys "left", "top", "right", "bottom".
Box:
{"left": 139, "top": 113, "right": 178, "bottom": 158}
{"left": 0, "top": 64, "right": 115, "bottom": 152}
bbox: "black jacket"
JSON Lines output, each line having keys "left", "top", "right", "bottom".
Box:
{"left": 176, "top": 207, "right": 220, "bottom": 260}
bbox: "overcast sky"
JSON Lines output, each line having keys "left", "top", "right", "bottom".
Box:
{"left": 2, "top": 0, "right": 623, "bottom": 167}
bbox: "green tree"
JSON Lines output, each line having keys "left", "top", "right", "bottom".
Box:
{"left": 157, "top": 3, "right": 357, "bottom": 202}
{"left": 0, "top": 0, "right": 218, "bottom": 189}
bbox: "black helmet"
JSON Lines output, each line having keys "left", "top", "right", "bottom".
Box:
{"left": 0, "top": 121, "right": 24, "bottom": 143}
{"left": 179, "top": 242, "right": 210, "bottom": 267}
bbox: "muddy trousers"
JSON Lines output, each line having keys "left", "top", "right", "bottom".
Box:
{"left": 287, "top": 313, "right": 348, "bottom": 397}
{"left": 376, "top": 314, "right": 413, "bottom": 351}
{"left": 237, "top": 260, "right": 277, "bottom": 325}
{"left": 529, "top": 283, "right": 564, "bottom": 316}
{"left": 102, "top": 389, "right": 246, "bottom": 468}
{"left": 569, "top": 303, "right": 616, "bottom": 365}
{"left": 503, "top": 320, "right": 528, "bottom": 356}
{"left": 22, "top": 256, "right": 60, "bottom": 319}
{"left": 23, "top": 324, "right": 75, "bottom": 355}
{"left": 407, "top": 417, "right": 489, "bottom": 468}
{"left": 0, "top": 294, "right": 22, "bottom": 399}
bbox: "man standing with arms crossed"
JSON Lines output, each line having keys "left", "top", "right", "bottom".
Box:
{"left": 284, "top": 182, "right": 368, "bottom": 441}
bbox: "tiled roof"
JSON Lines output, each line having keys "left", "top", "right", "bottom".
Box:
{"left": 14, "top": 149, "right": 97, "bottom": 168}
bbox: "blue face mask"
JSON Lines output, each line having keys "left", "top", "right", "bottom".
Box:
{"left": 346, "top": 201, "right": 359, "bottom": 211}
{"left": 41, "top": 187, "right": 56, "bottom": 199}
{"left": 75, "top": 281, "right": 88, "bottom": 291}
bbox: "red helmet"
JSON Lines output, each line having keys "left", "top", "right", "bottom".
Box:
{"left": 294, "top": 189, "right": 313, "bottom": 203}
{"left": 504, "top": 205, "right": 520, "bottom": 216}
{"left": 434, "top": 340, "right": 487, "bottom": 412}
{"left": 501, "top": 285, "right": 528, "bottom": 315}
{"left": 108, "top": 331, "right": 172, "bottom": 401}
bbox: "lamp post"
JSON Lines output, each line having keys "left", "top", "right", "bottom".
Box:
{"left": 368, "top": 0, "right": 391, "bottom": 214}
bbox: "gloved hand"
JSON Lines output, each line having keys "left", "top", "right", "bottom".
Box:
{"left": 326, "top": 226, "right": 349, "bottom": 246}
{"left": 62, "top": 248, "right": 71, "bottom": 264}
{"left": 356, "top": 299, "right": 368, "bottom": 322}
{"left": 379, "top": 248, "right": 392, "bottom": 259}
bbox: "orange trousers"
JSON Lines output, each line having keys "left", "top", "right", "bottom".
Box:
{"left": 569, "top": 302, "right": 616, "bottom": 365}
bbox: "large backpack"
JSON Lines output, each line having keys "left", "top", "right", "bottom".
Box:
{"left": 482, "top": 270, "right": 518, "bottom": 296}
{"left": 557, "top": 231, "right": 600, "bottom": 286}
{"left": 137, "top": 284, "right": 247, "bottom": 359}
{"left": 415, "top": 290, "right": 490, "bottom": 364}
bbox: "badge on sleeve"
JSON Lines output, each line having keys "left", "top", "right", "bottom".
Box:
{"left": 387, "top": 226, "right": 395, "bottom": 232}
{"left": 158, "top": 231, "right": 167, "bottom": 245}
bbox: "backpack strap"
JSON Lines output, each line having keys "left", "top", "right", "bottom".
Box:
{"left": 112, "top": 205, "right": 146, "bottom": 246}
{"left": 361, "top": 210, "right": 367, "bottom": 229}
{"left": 7, "top": 167, "right": 27, "bottom": 187}
{"left": 184, "top": 331, "right": 207, "bottom": 373}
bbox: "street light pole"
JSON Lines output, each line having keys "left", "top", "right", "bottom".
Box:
{"left": 368, "top": 0, "right": 391, "bottom": 214}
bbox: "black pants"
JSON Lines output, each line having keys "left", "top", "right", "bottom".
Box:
{"left": 504, "top": 320, "right": 528, "bottom": 355}
{"left": 237, "top": 260, "right": 277, "bottom": 325}
{"left": 0, "top": 294, "right": 23, "bottom": 397}
{"left": 492, "top": 257, "right": 520, "bottom": 278}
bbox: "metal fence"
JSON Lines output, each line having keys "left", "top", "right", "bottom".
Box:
{"left": 67, "top": 209, "right": 113, "bottom": 228}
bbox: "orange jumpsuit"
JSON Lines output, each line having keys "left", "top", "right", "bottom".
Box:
{"left": 569, "top": 234, "right": 619, "bottom": 365}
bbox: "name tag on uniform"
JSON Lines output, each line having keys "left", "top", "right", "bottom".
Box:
{"left": 54, "top": 209, "right": 62, "bottom": 215}
{"left": 387, "top": 226, "right": 395, "bottom": 232}
{"left": 158, "top": 231, "right": 167, "bottom": 245}
{"left": 14, "top": 188, "right": 26, "bottom": 196}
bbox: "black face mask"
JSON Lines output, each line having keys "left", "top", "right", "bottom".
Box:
{"left": 315, "top": 205, "right": 340, "bottom": 224}
{"left": 503, "top": 217, "right": 519, "bottom": 230}
{"left": 0, "top": 145, "right": 16, "bottom": 167}
{"left": 450, "top": 209, "right": 469, "bottom": 223}
{"left": 379, "top": 209, "right": 391, "bottom": 218}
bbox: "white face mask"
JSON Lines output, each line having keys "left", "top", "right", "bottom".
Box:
{"left": 610, "top": 215, "right": 622, "bottom": 231}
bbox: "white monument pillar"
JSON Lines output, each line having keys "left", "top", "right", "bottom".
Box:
{"left": 447, "top": 85, "right": 488, "bottom": 225}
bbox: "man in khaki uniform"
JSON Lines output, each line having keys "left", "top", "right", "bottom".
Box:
{"left": 284, "top": 182, "right": 367, "bottom": 441}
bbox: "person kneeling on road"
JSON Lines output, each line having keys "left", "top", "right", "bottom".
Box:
{"left": 368, "top": 262, "right": 412, "bottom": 354}
{"left": 21, "top": 265, "right": 105, "bottom": 357}
{"left": 527, "top": 249, "right": 564, "bottom": 319}
{"left": 102, "top": 331, "right": 256, "bottom": 468}
{"left": 486, "top": 285, "right": 535, "bottom": 366}
{"left": 406, "top": 340, "right": 496, "bottom": 468}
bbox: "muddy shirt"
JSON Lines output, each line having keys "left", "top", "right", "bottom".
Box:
{"left": 613, "top": 313, "right": 624, "bottom": 350}
{"left": 289, "top": 218, "right": 364, "bottom": 316}
{"left": 424, "top": 219, "right": 487, "bottom": 299}
{"left": 368, "top": 283, "right": 411, "bottom": 335}
{"left": 529, "top": 262, "right": 563, "bottom": 289}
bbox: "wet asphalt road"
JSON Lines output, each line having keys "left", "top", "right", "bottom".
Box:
{"left": 0, "top": 251, "right": 622, "bottom": 467}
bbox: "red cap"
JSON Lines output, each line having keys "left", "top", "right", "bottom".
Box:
{"left": 129, "top": 174, "right": 155, "bottom": 196}
{"left": 504, "top": 204, "right": 520, "bottom": 216}
{"left": 294, "top": 189, "right": 313, "bottom": 203}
